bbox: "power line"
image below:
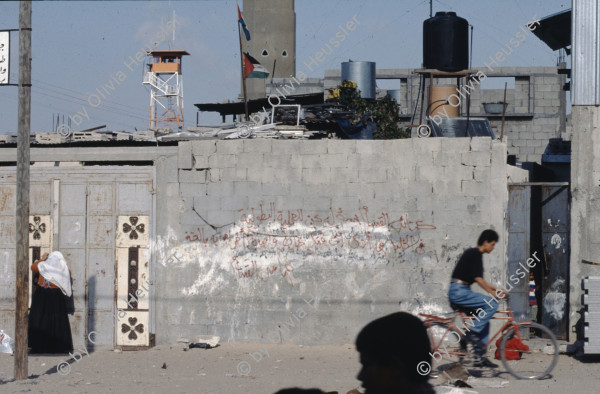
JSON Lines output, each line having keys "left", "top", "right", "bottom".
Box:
{"left": 31, "top": 89, "right": 148, "bottom": 122}
{"left": 31, "top": 86, "right": 148, "bottom": 120}
{"left": 327, "top": 0, "right": 428, "bottom": 68}
{"left": 31, "top": 79, "right": 149, "bottom": 116}
{"left": 0, "top": 94, "right": 142, "bottom": 132}
{"left": 434, "top": 0, "right": 556, "bottom": 64}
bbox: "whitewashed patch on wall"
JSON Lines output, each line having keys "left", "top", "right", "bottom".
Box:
{"left": 174, "top": 204, "right": 438, "bottom": 296}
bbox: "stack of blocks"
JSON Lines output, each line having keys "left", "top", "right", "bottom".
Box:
{"left": 583, "top": 276, "right": 600, "bottom": 354}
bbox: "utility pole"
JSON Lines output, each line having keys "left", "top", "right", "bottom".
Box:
{"left": 430, "top": 0, "right": 433, "bottom": 18}
{"left": 14, "top": 0, "right": 31, "bottom": 381}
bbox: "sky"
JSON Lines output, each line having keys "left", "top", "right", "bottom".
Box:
{"left": 0, "top": 0, "right": 570, "bottom": 133}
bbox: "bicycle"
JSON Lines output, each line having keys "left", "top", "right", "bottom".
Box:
{"left": 418, "top": 300, "right": 559, "bottom": 380}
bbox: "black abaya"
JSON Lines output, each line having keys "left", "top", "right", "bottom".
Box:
{"left": 28, "top": 286, "right": 73, "bottom": 354}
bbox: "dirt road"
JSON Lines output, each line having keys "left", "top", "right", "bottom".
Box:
{"left": 1, "top": 343, "right": 598, "bottom": 393}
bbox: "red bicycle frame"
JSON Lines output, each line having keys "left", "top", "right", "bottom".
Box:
{"left": 419, "top": 308, "right": 531, "bottom": 356}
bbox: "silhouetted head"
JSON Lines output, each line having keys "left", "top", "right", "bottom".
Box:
{"left": 356, "top": 312, "right": 432, "bottom": 394}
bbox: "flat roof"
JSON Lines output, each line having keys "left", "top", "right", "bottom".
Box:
{"left": 195, "top": 93, "right": 324, "bottom": 116}
{"left": 146, "top": 50, "right": 190, "bottom": 56}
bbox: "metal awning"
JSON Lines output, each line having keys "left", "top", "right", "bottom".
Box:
{"left": 532, "top": 9, "right": 571, "bottom": 51}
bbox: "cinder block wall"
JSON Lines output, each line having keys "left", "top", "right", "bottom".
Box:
{"left": 153, "top": 137, "right": 509, "bottom": 345}
{"left": 469, "top": 69, "right": 566, "bottom": 164}
{"left": 570, "top": 106, "right": 600, "bottom": 338}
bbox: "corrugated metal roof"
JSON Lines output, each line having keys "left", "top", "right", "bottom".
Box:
{"left": 572, "top": 0, "right": 600, "bottom": 105}
{"left": 0, "top": 125, "right": 318, "bottom": 146}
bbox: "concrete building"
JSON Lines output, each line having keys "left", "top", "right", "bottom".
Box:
{"left": 243, "top": 0, "right": 296, "bottom": 100}
{"left": 256, "top": 64, "right": 568, "bottom": 165}
{"left": 324, "top": 65, "right": 568, "bottom": 164}
{"left": 569, "top": 0, "right": 600, "bottom": 345}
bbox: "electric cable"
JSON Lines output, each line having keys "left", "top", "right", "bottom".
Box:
{"left": 31, "top": 89, "right": 148, "bottom": 123}
{"left": 424, "top": 99, "right": 448, "bottom": 117}
{"left": 429, "top": 101, "right": 448, "bottom": 116}
{"left": 327, "top": 0, "right": 428, "bottom": 68}
{"left": 32, "top": 79, "right": 149, "bottom": 116}
{"left": 410, "top": 75, "right": 424, "bottom": 125}
{"left": 31, "top": 85, "right": 149, "bottom": 120}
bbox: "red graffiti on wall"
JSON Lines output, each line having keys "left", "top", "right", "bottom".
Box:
{"left": 230, "top": 256, "right": 294, "bottom": 286}
{"left": 184, "top": 204, "right": 437, "bottom": 279}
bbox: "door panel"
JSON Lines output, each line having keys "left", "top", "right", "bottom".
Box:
{"left": 87, "top": 247, "right": 115, "bottom": 347}
{"left": 0, "top": 216, "right": 15, "bottom": 244}
{"left": 60, "top": 216, "right": 86, "bottom": 248}
{"left": 28, "top": 214, "right": 52, "bottom": 308}
{"left": 0, "top": 184, "right": 16, "bottom": 214}
{"left": 115, "top": 213, "right": 150, "bottom": 348}
{"left": 89, "top": 216, "right": 114, "bottom": 248}
{"left": 116, "top": 247, "right": 150, "bottom": 310}
{"left": 117, "top": 183, "right": 152, "bottom": 213}
{"left": 30, "top": 183, "right": 51, "bottom": 214}
{"left": 0, "top": 168, "right": 154, "bottom": 351}
{"left": 60, "top": 184, "right": 86, "bottom": 215}
{"left": 541, "top": 185, "right": 570, "bottom": 339}
{"left": 507, "top": 186, "right": 531, "bottom": 325}
{"left": 88, "top": 183, "right": 114, "bottom": 215}
{"left": 0, "top": 249, "right": 16, "bottom": 326}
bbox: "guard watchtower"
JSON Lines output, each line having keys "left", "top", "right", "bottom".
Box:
{"left": 143, "top": 50, "right": 190, "bottom": 131}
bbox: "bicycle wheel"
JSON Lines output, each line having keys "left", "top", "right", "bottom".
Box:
{"left": 499, "top": 322, "right": 559, "bottom": 379}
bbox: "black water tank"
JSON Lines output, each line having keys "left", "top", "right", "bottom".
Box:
{"left": 423, "top": 12, "right": 468, "bottom": 71}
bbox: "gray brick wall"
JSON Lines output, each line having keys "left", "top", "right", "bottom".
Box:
{"left": 155, "top": 137, "right": 510, "bottom": 345}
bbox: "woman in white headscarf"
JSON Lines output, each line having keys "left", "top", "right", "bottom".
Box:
{"left": 28, "top": 251, "right": 73, "bottom": 354}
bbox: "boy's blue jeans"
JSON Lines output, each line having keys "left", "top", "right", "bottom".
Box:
{"left": 448, "top": 282, "right": 498, "bottom": 345}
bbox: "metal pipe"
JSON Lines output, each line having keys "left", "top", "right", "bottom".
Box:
{"left": 501, "top": 82, "right": 507, "bottom": 141}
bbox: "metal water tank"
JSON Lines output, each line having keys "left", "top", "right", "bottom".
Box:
{"left": 387, "top": 89, "right": 402, "bottom": 114}
{"left": 387, "top": 89, "right": 402, "bottom": 104}
{"left": 341, "top": 61, "right": 376, "bottom": 99}
{"left": 423, "top": 12, "right": 468, "bottom": 71}
{"left": 430, "top": 85, "right": 459, "bottom": 117}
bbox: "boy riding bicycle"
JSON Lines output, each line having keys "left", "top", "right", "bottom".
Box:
{"left": 448, "top": 229, "right": 507, "bottom": 367}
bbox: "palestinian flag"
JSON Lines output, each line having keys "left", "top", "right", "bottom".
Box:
{"left": 237, "top": 5, "right": 251, "bottom": 41}
{"left": 244, "top": 52, "right": 270, "bottom": 79}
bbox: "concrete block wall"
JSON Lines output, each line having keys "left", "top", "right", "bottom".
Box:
{"left": 477, "top": 69, "right": 565, "bottom": 163}
{"left": 570, "top": 106, "right": 600, "bottom": 339}
{"left": 153, "top": 137, "right": 510, "bottom": 345}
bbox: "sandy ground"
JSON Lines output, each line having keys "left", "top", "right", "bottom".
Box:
{"left": 1, "top": 343, "right": 599, "bottom": 394}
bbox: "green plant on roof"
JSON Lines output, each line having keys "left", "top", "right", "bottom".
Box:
{"left": 330, "top": 81, "right": 409, "bottom": 139}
